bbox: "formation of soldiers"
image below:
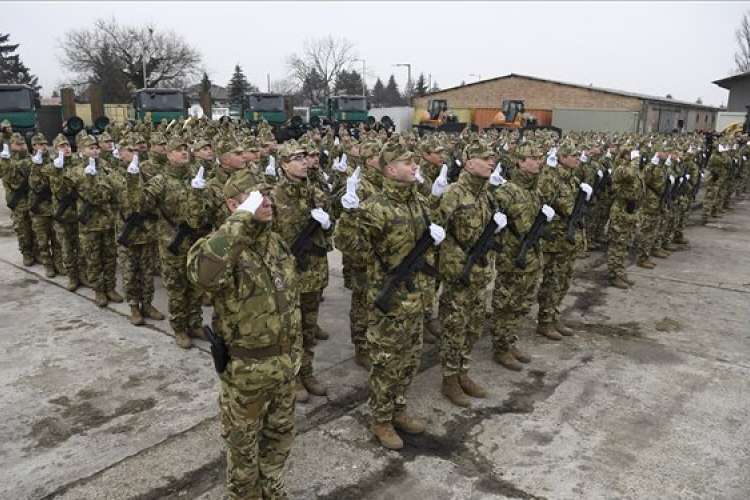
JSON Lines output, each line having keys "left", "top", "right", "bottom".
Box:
{"left": 2, "top": 114, "right": 747, "bottom": 500}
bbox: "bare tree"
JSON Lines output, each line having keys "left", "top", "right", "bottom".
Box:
{"left": 736, "top": 11, "right": 750, "bottom": 73}
{"left": 59, "top": 18, "right": 202, "bottom": 99}
{"left": 285, "top": 36, "right": 357, "bottom": 104}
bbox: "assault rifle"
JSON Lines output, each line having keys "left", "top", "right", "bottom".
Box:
{"left": 167, "top": 221, "right": 196, "bottom": 255}
{"left": 375, "top": 231, "right": 437, "bottom": 313}
{"left": 565, "top": 187, "right": 589, "bottom": 244}
{"left": 290, "top": 217, "right": 328, "bottom": 271}
{"left": 117, "top": 212, "right": 158, "bottom": 247}
{"left": 658, "top": 177, "right": 675, "bottom": 213}
{"left": 6, "top": 182, "right": 28, "bottom": 210}
{"left": 458, "top": 219, "right": 503, "bottom": 286}
{"left": 77, "top": 200, "right": 93, "bottom": 224}
{"left": 29, "top": 185, "right": 52, "bottom": 214}
{"left": 515, "top": 209, "right": 551, "bottom": 270}
{"left": 203, "top": 325, "right": 229, "bottom": 374}
{"left": 53, "top": 191, "right": 78, "bottom": 223}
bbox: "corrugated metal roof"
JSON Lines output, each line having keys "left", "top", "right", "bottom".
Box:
{"left": 713, "top": 71, "right": 750, "bottom": 89}
{"left": 417, "top": 73, "right": 719, "bottom": 111}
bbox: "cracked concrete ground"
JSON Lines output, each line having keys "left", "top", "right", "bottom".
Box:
{"left": 1, "top": 184, "right": 749, "bottom": 500}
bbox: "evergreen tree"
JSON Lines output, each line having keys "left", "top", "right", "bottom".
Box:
{"left": 384, "top": 74, "right": 403, "bottom": 106}
{"left": 0, "top": 32, "right": 41, "bottom": 96}
{"left": 227, "top": 64, "right": 250, "bottom": 102}
{"left": 414, "top": 73, "right": 427, "bottom": 97}
{"left": 371, "top": 78, "right": 386, "bottom": 107}
{"left": 334, "top": 69, "right": 365, "bottom": 96}
{"left": 430, "top": 80, "right": 440, "bottom": 92}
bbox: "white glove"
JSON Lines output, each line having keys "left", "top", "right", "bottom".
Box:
{"left": 322, "top": 171, "right": 330, "bottom": 183}
{"left": 341, "top": 166, "right": 360, "bottom": 209}
{"left": 191, "top": 165, "right": 206, "bottom": 189}
{"left": 332, "top": 157, "right": 347, "bottom": 172}
{"left": 415, "top": 166, "right": 424, "bottom": 184}
{"left": 608, "top": 168, "right": 612, "bottom": 175}
{"left": 0, "top": 144, "right": 9, "bottom": 159}
{"left": 542, "top": 204, "right": 555, "bottom": 222}
{"left": 580, "top": 182, "right": 593, "bottom": 201}
{"left": 340, "top": 153, "right": 348, "bottom": 170}
{"left": 113, "top": 146, "right": 120, "bottom": 159}
{"left": 127, "top": 153, "right": 140, "bottom": 175}
{"left": 493, "top": 212, "right": 508, "bottom": 232}
{"left": 685, "top": 174, "right": 691, "bottom": 181}
{"left": 334, "top": 136, "right": 340, "bottom": 147}
{"left": 651, "top": 153, "right": 659, "bottom": 165}
{"left": 502, "top": 142, "right": 509, "bottom": 151}
{"left": 546, "top": 155, "right": 558, "bottom": 168}
{"left": 265, "top": 156, "right": 277, "bottom": 177}
{"left": 744, "top": 156, "right": 748, "bottom": 162}
{"left": 431, "top": 164, "right": 449, "bottom": 197}
{"left": 323, "top": 149, "right": 329, "bottom": 157}
{"left": 53, "top": 151, "right": 65, "bottom": 169}
{"left": 84, "top": 157, "right": 97, "bottom": 176}
{"left": 489, "top": 164, "right": 506, "bottom": 186}
{"left": 665, "top": 156, "right": 672, "bottom": 166}
{"left": 597, "top": 169, "right": 604, "bottom": 179}
{"left": 455, "top": 159, "right": 461, "bottom": 167}
{"left": 428, "top": 223, "right": 446, "bottom": 246}
{"left": 700, "top": 171, "right": 705, "bottom": 179}
{"left": 580, "top": 151, "right": 588, "bottom": 163}
{"left": 32, "top": 149, "right": 44, "bottom": 165}
{"left": 237, "top": 190, "right": 264, "bottom": 214}
{"left": 668, "top": 174, "right": 675, "bottom": 184}
{"left": 311, "top": 207, "right": 331, "bottom": 230}
{"left": 605, "top": 150, "right": 612, "bottom": 159}
{"left": 630, "top": 150, "right": 640, "bottom": 161}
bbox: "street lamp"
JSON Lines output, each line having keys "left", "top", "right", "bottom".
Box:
{"left": 393, "top": 63, "right": 412, "bottom": 99}
{"left": 142, "top": 28, "right": 154, "bottom": 88}
{"left": 354, "top": 58, "right": 366, "bottom": 96}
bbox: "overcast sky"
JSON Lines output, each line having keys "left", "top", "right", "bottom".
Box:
{"left": 5, "top": 1, "right": 746, "bottom": 107}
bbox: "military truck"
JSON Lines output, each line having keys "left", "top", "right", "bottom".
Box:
{"left": 309, "top": 95, "right": 369, "bottom": 128}
{"left": 0, "top": 84, "right": 39, "bottom": 139}
{"left": 133, "top": 88, "right": 188, "bottom": 122}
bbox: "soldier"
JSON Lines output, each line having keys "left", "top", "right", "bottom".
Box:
{"left": 1, "top": 133, "right": 35, "bottom": 266}
{"left": 28, "top": 133, "right": 58, "bottom": 277}
{"left": 607, "top": 147, "right": 644, "bottom": 289}
{"left": 701, "top": 142, "right": 730, "bottom": 223}
{"left": 72, "top": 135, "right": 123, "bottom": 306}
{"left": 672, "top": 145, "right": 701, "bottom": 245}
{"left": 335, "top": 140, "right": 446, "bottom": 450}
{"left": 272, "top": 141, "right": 333, "bottom": 403}
{"left": 432, "top": 141, "right": 502, "bottom": 406}
{"left": 48, "top": 134, "right": 84, "bottom": 291}
{"left": 204, "top": 141, "right": 251, "bottom": 231}
{"left": 490, "top": 141, "right": 553, "bottom": 370}
{"left": 536, "top": 139, "right": 590, "bottom": 340}
{"left": 126, "top": 138, "right": 205, "bottom": 348}
{"left": 113, "top": 139, "right": 165, "bottom": 325}
{"left": 98, "top": 132, "right": 116, "bottom": 163}
{"left": 637, "top": 145, "right": 667, "bottom": 267}
{"left": 187, "top": 175, "right": 301, "bottom": 500}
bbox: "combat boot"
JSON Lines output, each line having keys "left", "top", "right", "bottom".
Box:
{"left": 555, "top": 322, "right": 575, "bottom": 336}
{"left": 712, "top": 213, "right": 723, "bottom": 219}
{"left": 192, "top": 326, "right": 207, "bottom": 340}
{"left": 22, "top": 255, "right": 34, "bottom": 267}
{"left": 129, "top": 305, "right": 144, "bottom": 326}
{"left": 106, "top": 290, "right": 124, "bottom": 303}
{"left": 673, "top": 235, "right": 689, "bottom": 245}
{"left": 302, "top": 376, "right": 328, "bottom": 396}
{"left": 44, "top": 265, "right": 56, "bottom": 278}
{"left": 355, "top": 352, "right": 371, "bottom": 371}
{"left": 141, "top": 303, "right": 165, "bottom": 320}
{"left": 392, "top": 412, "right": 425, "bottom": 434}
{"left": 441, "top": 375, "right": 470, "bottom": 407}
{"left": 66, "top": 277, "right": 80, "bottom": 292}
{"left": 174, "top": 331, "right": 192, "bottom": 349}
{"left": 664, "top": 242, "right": 679, "bottom": 252}
{"left": 458, "top": 373, "right": 487, "bottom": 398}
{"left": 314, "top": 327, "right": 330, "bottom": 340}
{"left": 371, "top": 421, "right": 403, "bottom": 450}
{"left": 636, "top": 259, "right": 656, "bottom": 269}
{"left": 423, "top": 318, "right": 443, "bottom": 344}
{"left": 295, "top": 378, "right": 310, "bottom": 403}
{"left": 621, "top": 275, "right": 636, "bottom": 286}
{"left": 536, "top": 323, "right": 563, "bottom": 341}
{"left": 79, "top": 274, "right": 90, "bottom": 287}
{"left": 493, "top": 350, "right": 523, "bottom": 371}
{"left": 610, "top": 277, "right": 630, "bottom": 289}
{"left": 510, "top": 346, "right": 531, "bottom": 364}
{"left": 95, "top": 291, "right": 108, "bottom": 308}
{"left": 652, "top": 248, "right": 669, "bottom": 258}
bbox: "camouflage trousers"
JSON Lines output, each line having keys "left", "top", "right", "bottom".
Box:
{"left": 299, "top": 290, "right": 322, "bottom": 378}
{"left": 607, "top": 211, "right": 638, "bottom": 280}
{"left": 673, "top": 197, "right": 691, "bottom": 239}
{"left": 80, "top": 229, "right": 117, "bottom": 292}
{"left": 537, "top": 250, "right": 575, "bottom": 325}
{"left": 589, "top": 197, "right": 613, "bottom": 244}
{"left": 720, "top": 178, "right": 733, "bottom": 209}
{"left": 342, "top": 254, "right": 354, "bottom": 290}
{"left": 11, "top": 207, "right": 34, "bottom": 259}
{"left": 367, "top": 307, "right": 423, "bottom": 423}
{"left": 219, "top": 377, "right": 295, "bottom": 500}
{"left": 701, "top": 178, "right": 722, "bottom": 220}
{"left": 636, "top": 210, "right": 661, "bottom": 262}
{"left": 491, "top": 257, "right": 541, "bottom": 352}
{"left": 438, "top": 279, "right": 487, "bottom": 376}
{"left": 160, "top": 245, "right": 203, "bottom": 333}
{"left": 419, "top": 272, "right": 438, "bottom": 323}
{"left": 54, "top": 221, "right": 83, "bottom": 280}
{"left": 349, "top": 268, "right": 368, "bottom": 357}
{"left": 655, "top": 207, "right": 676, "bottom": 249}
{"left": 31, "top": 215, "right": 57, "bottom": 268}
{"left": 122, "top": 243, "right": 155, "bottom": 306}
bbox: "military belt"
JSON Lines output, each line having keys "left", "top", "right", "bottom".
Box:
{"left": 228, "top": 343, "right": 291, "bottom": 360}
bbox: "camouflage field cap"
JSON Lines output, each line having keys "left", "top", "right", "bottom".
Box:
{"left": 556, "top": 137, "right": 578, "bottom": 156}
{"left": 119, "top": 136, "right": 137, "bottom": 150}
{"left": 278, "top": 140, "right": 306, "bottom": 160}
{"left": 215, "top": 140, "right": 244, "bottom": 157}
{"left": 31, "top": 133, "right": 48, "bottom": 145}
{"left": 223, "top": 169, "right": 272, "bottom": 199}
{"left": 379, "top": 140, "right": 414, "bottom": 167}
{"left": 167, "top": 137, "right": 188, "bottom": 152}
{"left": 242, "top": 137, "right": 261, "bottom": 152}
{"left": 0, "top": 119, "right": 11, "bottom": 129}
{"left": 98, "top": 132, "right": 113, "bottom": 142}
{"left": 515, "top": 141, "right": 544, "bottom": 158}
{"left": 192, "top": 137, "right": 212, "bottom": 151}
{"left": 52, "top": 133, "right": 69, "bottom": 149}
{"left": 359, "top": 140, "right": 382, "bottom": 159}
{"left": 150, "top": 132, "right": 168, "bottom": 146}
{"left": 79, "top": 135, "right": 98, "bottom": 148}
{"left": 463, "top": 141, "right": 493, "bottom": 160}
{"left": 10, "top": 132, "right": 25, "bottom": 145}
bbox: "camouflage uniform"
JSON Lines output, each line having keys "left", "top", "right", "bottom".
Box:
{"left": 606, "top": 154, "right": 644, "bottom": 281}
{"left": 637, "top": 152, "right": 667, "bottom": 262}
{"left": 490, "top": 163, "right": 543, "bottom": 352}
{"left": 335, "top": 144, "right": 429, "bottom": 425}
{"left": 1, "top": 134, "right": 35, "bottom": 263}
{"left": 537, "top": 145, "right": 584, "bottom": 327}
{"left": 28, "top": 134, "right": 59, "bottom": 273}
{"left": 655, "top": 157, "right": 679, "bottom": 251}
{"left": 187, "top": 191, "right": 302, "bottom": 500}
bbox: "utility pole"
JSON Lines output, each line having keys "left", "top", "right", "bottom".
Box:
{"left": 143, "top": 28, "right": 154, "bottom": 88}
{"left": 394, "top": 63, "right": 412, "bottom": 99}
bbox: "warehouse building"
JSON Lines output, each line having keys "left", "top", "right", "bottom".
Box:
{"left": 411, "top": 73, "right": 718, "bottom": 133}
